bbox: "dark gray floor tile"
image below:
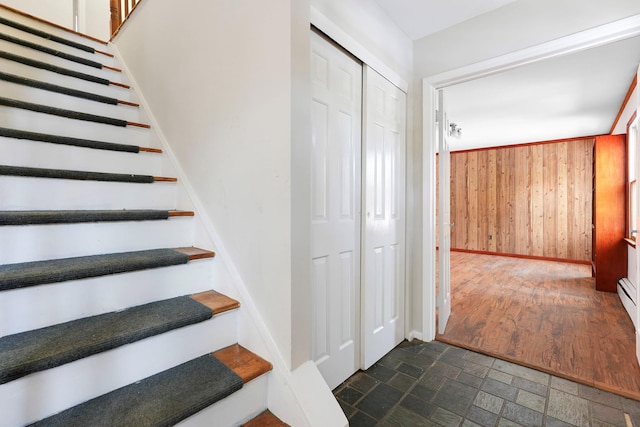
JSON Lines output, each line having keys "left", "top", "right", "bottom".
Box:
{"left": 462, "top": 420, "right": 483, "bottom": 427}
{"left": 501, "top": 401, "right": 543, "bottom": 427}
{"left": 350, "top": 372, "right": 380, "bottom": 393}
{"left": 464, "top": 361, "right": 490, "bottom": 379}
{"left": 466, "top": 405, "right": 499, "bottom": 427}
{"left": 547, "top": 389, "right": 589, "bottom": 427}
{"left": 349, "top": 410, "right": 379, "bottom": 427}
{"left": 427, "top": 340, "right": 450, "bottom": 354}
{"left": 481, "top": 378, "right": 518, "bottom": 401}
{"left": 464, "top": 351, "right": 495, "bottom": 368}
{"left": 401, "top": 342, "right": 427, "bottom": 353}
{"left": 382, "top": 405, "right": 439, "bottom": 426}
{"left": 512, "top": 376, "right": 547, "bottom": 397}
{"left": 419, "top": 371, "right": 447, "bottom": 392}
{"left": 456, "top": 372, "right": 484, "bottom": 389}
{"left": 439, "top": 351, "right": 468, "bottom": 369}
{"left": 378, "top": 353, "right": 403, "bottom": 370}
{"left": 398, "top": 361, "right": 425, "bottom": 378}
{"left": 366, "top": 362, "right": 398, "bottom": 382}
{"left": 497, "top": 419, "right": 523, "bottom": 427}
{"left": 426, "top": 360, "right": 463, "bottom": 381}
{"left": 401, "top": 393, "right": 437, "bottom": 418}
{"left": 411, "top": 383, "right": 438, "bottom": 401}
{"left": 474, "top": 390, "right": 505, "bottom": 415}
{"left": 515, "top": 389, "right": 545, "bottom": 413}
{"left": 431, "top": 407, "right": 463, "bottom": 427}
{"left": 335, "top": 386, "right": 363, "bottom": 405}
{"left": 356, "top": 383, "right": 404, "bottom": 420}
{"left": 590, "top": 401, "right": 626, "bottom": 426}
{"left": 395, "top": 349, "right": 437, "bottom": 370}
{"left": 388, "top": 372, "right": 418, "bottom": 392}
{"left": 444, "top": 345, "right": 470, "bottom": 359}
{"left": 543, "top": 416, "right": 574, "bottom": 427}
{"left": 337, "top": 398, "right": 357, "bottom": 418}
{"left": 622, "top": 398, "right": 640, "bottom": 426}
{"left": 433, "top": 378, "right": 478, "bottom": 416}
{"left": 492, "top": 359, "right": 549, "bottom": 386}
{"left": 550, "top": 376, "right": 579, "bottom": 395}
{"left": 579, "top": 384, "right": 622, "bottom": 409}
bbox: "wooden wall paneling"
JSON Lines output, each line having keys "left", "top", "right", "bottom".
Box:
{"left": 477, "top": 150, "right": 489, "bottom": 251}
{"left": 487, "top": 150, "right": 497, "bottom": 252}
{"left": 566, "top": 141, "right": 577, "bottom": 260}
{"left": 543, "top": 143, "right": 558, "bottom": 258}
{"left": 582, "top": 140, "right": 593, "bottom": 261}
{"left": 530, "top": 144, "right": 545, "bottom": 257}
{"left": 496, "top": 149, "right": 508, "bottom": 253}
{"left": 514, "top": 146, "right": 530, "bottom": 255}
{"left": 557, "top": 142, "right": 569, "bottom": 259}
{"left": 507, "top": 148, "right": 517, "bottom": 254}
{"left": 467, "top": 151, "right": 479, "bottom": 250}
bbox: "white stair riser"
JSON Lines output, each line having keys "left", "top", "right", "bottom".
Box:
{"left": 0, "top": 260, "right": 214, "bottom": 336}
{"left": 0, "top": 106, "right": 153, "bottom": 147}
{"left": 0, "top": 79, "right": 142, "bottom": 123}
{"left": 0, "top": 24, "right": 117, "bottom": 68}
{"left": 0, "top": 136, "right": 161, "bottom": 176}
{"left": 0, "top": 8, "right": 109, "bottom": 52}
{"left": 0, "top": 38, "right": 121, "bottom": 83}
{"left": 0, "top": 311, "right": 238, "bottom": 427}
{"left": 179, "top": 376, "right": 268, "bottom": 427}
{"left": 0, "top": 56, "right": 134, "bottom": 102}
{"left": 0, "top": 218, "right": 195, "bottom": 264}
{"left": 0, "top": 177, "right": 177, "bottom": 210}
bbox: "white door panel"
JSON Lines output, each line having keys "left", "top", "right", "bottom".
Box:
{"left": 438, "top": 90, "right": 452, "bottom": 334}
{"left": 362, "top": 66, "right": 406, "bottom": 369}
{"left": 310, "top": 30, "right": 362, "bottom": 389}
{"left": 635, "top": 64, "right": 640, "bottom": 366}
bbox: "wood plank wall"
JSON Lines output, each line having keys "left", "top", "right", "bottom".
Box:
{"left": 448, "top": 139, "right": 594, "bottom": 262}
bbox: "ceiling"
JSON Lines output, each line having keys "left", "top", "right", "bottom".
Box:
{"left": 374, "top": 0, "right": 640, "bottom": 151}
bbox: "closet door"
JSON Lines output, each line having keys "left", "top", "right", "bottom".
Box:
{"left": 362, "top": 66, "right": 407, "bottom": 369}
{"left": 310, "top": 30, "right": 362, "bottom": 389}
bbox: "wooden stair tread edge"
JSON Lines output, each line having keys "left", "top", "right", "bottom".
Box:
{"left": 110, "top": 81, "right": 130, "bottom": 89}
{"left": 153, "top": 176, "right": 178, "bottom": 182}
{"left": 138, "top": 147, "right": 163, "bottom": 153}
{"left": 168, "top": 210, "right": 195, "bottom": 217}
{"left": 117, "top": 100, "right": 140, "bottom": 107}
{"left": 173, "top": 247, "right": 216, "bottom": 260}
{"left": 191, "top": 290, "right": 240, "bottom": 315}
{"left": 213, "top": 344, "right": 273, "bottom": 384}
{"left": 242, "top": 410, "right": 291, "bottom": 427}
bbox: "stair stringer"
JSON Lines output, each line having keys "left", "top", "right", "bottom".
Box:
{"left": 108, "top": 44, "right": 347, "bottom": 427}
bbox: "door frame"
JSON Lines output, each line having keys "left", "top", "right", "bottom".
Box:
{"left": 421, "top": 14, "right": 640, "bottom": 340}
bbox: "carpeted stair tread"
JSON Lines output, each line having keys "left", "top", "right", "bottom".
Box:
{"left": 0, "top": 295, "right": 215, "bottom": 385}
{"left": 0, "top": 210, "right": 174, "bottom": 225}
{"left": 0, "top": 50, "right": 111, "bottom": 85}
{"left": 28, "top": 353, "right": 243, "bottom": 427}
{"left": 0, "top": 96, "right": 131, "bottom": 126}
{"left": 0, "top": 15, "right": 95, "bottom": 53}
{"left": 0, "top": 70, "right": 119, "bottom": 104}
{"left": 0, "top": 127, "right": 142, "bottom": 153}
{"left": 0, "top": 32, "right": 104, "bottom": 69}
{"left": 0, "top": 248, "right": 194, "bottom": 291}
{"left": 0, "top": 165, "right": 173, "bottom": 183}
{"left": 242, "top": 410, "right": 291, "bottom": 427}
{"left": 213, "top": 344, "right": 273, "bottom": 384}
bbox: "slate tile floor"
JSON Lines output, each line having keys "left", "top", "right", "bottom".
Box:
{"left": 333, "top": 341, "right": 640, "bottom": 426}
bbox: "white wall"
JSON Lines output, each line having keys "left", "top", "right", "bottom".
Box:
{"left": 113, "top": 0, "right": 295, "bottom": 367}
{"left": 2, "top": 0, "right": 110, "bottom": 41}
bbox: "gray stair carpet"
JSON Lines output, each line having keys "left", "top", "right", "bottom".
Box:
{"left": 0, "top": 15, "right": 95, "bottom": 53}
{"left": 0, "top": 127, "right": 140, "bottom": 153}
{"left": 0, "top": 97, "right": 127, "bottom": 126}
{"left": 0, "top": 248, "right": 189, "bottom": 291}
{"left": 0, "top": 71, "right": 118, "bottom": 104}
{"left": 0, "top": 32, "right": 103, "bottom": 69}
{"left": 29, "top": 354, "right": 243, "bottom": 427}
{"left": 0, "top": 210, "right": 170, "bottom": 225}
{"left": 0, "top": 165, "right": 154, "bottom": 183}
{"left": 0, "top": 296, "right": 214, "bottom": 384}
{"left": 0, "top": 50, "right": 110, "bottom": 85}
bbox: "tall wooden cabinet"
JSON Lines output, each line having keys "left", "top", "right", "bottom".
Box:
{"left": 592, "top": 134, "right": 627, "bottom": 292}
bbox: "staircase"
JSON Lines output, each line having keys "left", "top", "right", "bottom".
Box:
{"left": 0, "top": 5, "right": 287, "bottom": 426}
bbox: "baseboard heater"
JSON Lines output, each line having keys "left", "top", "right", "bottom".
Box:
{"left": 617, "top": 278, "right": 637, "bottom": 328}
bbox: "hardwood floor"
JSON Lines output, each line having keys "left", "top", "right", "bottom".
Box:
{"left": 437, "top": 251, "right": 640, "bottom": 400}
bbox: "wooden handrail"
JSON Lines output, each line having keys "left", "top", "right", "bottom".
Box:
{"left": 110, "top": 0, "right": 142, "bottom": 37}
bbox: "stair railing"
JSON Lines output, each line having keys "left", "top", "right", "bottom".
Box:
{"left": 110, "top": 0, "right": 141, "bottom": 37}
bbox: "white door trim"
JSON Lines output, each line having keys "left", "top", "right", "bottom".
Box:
{"left": 421, "top": 13, "right": 640, "bottom": 341}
